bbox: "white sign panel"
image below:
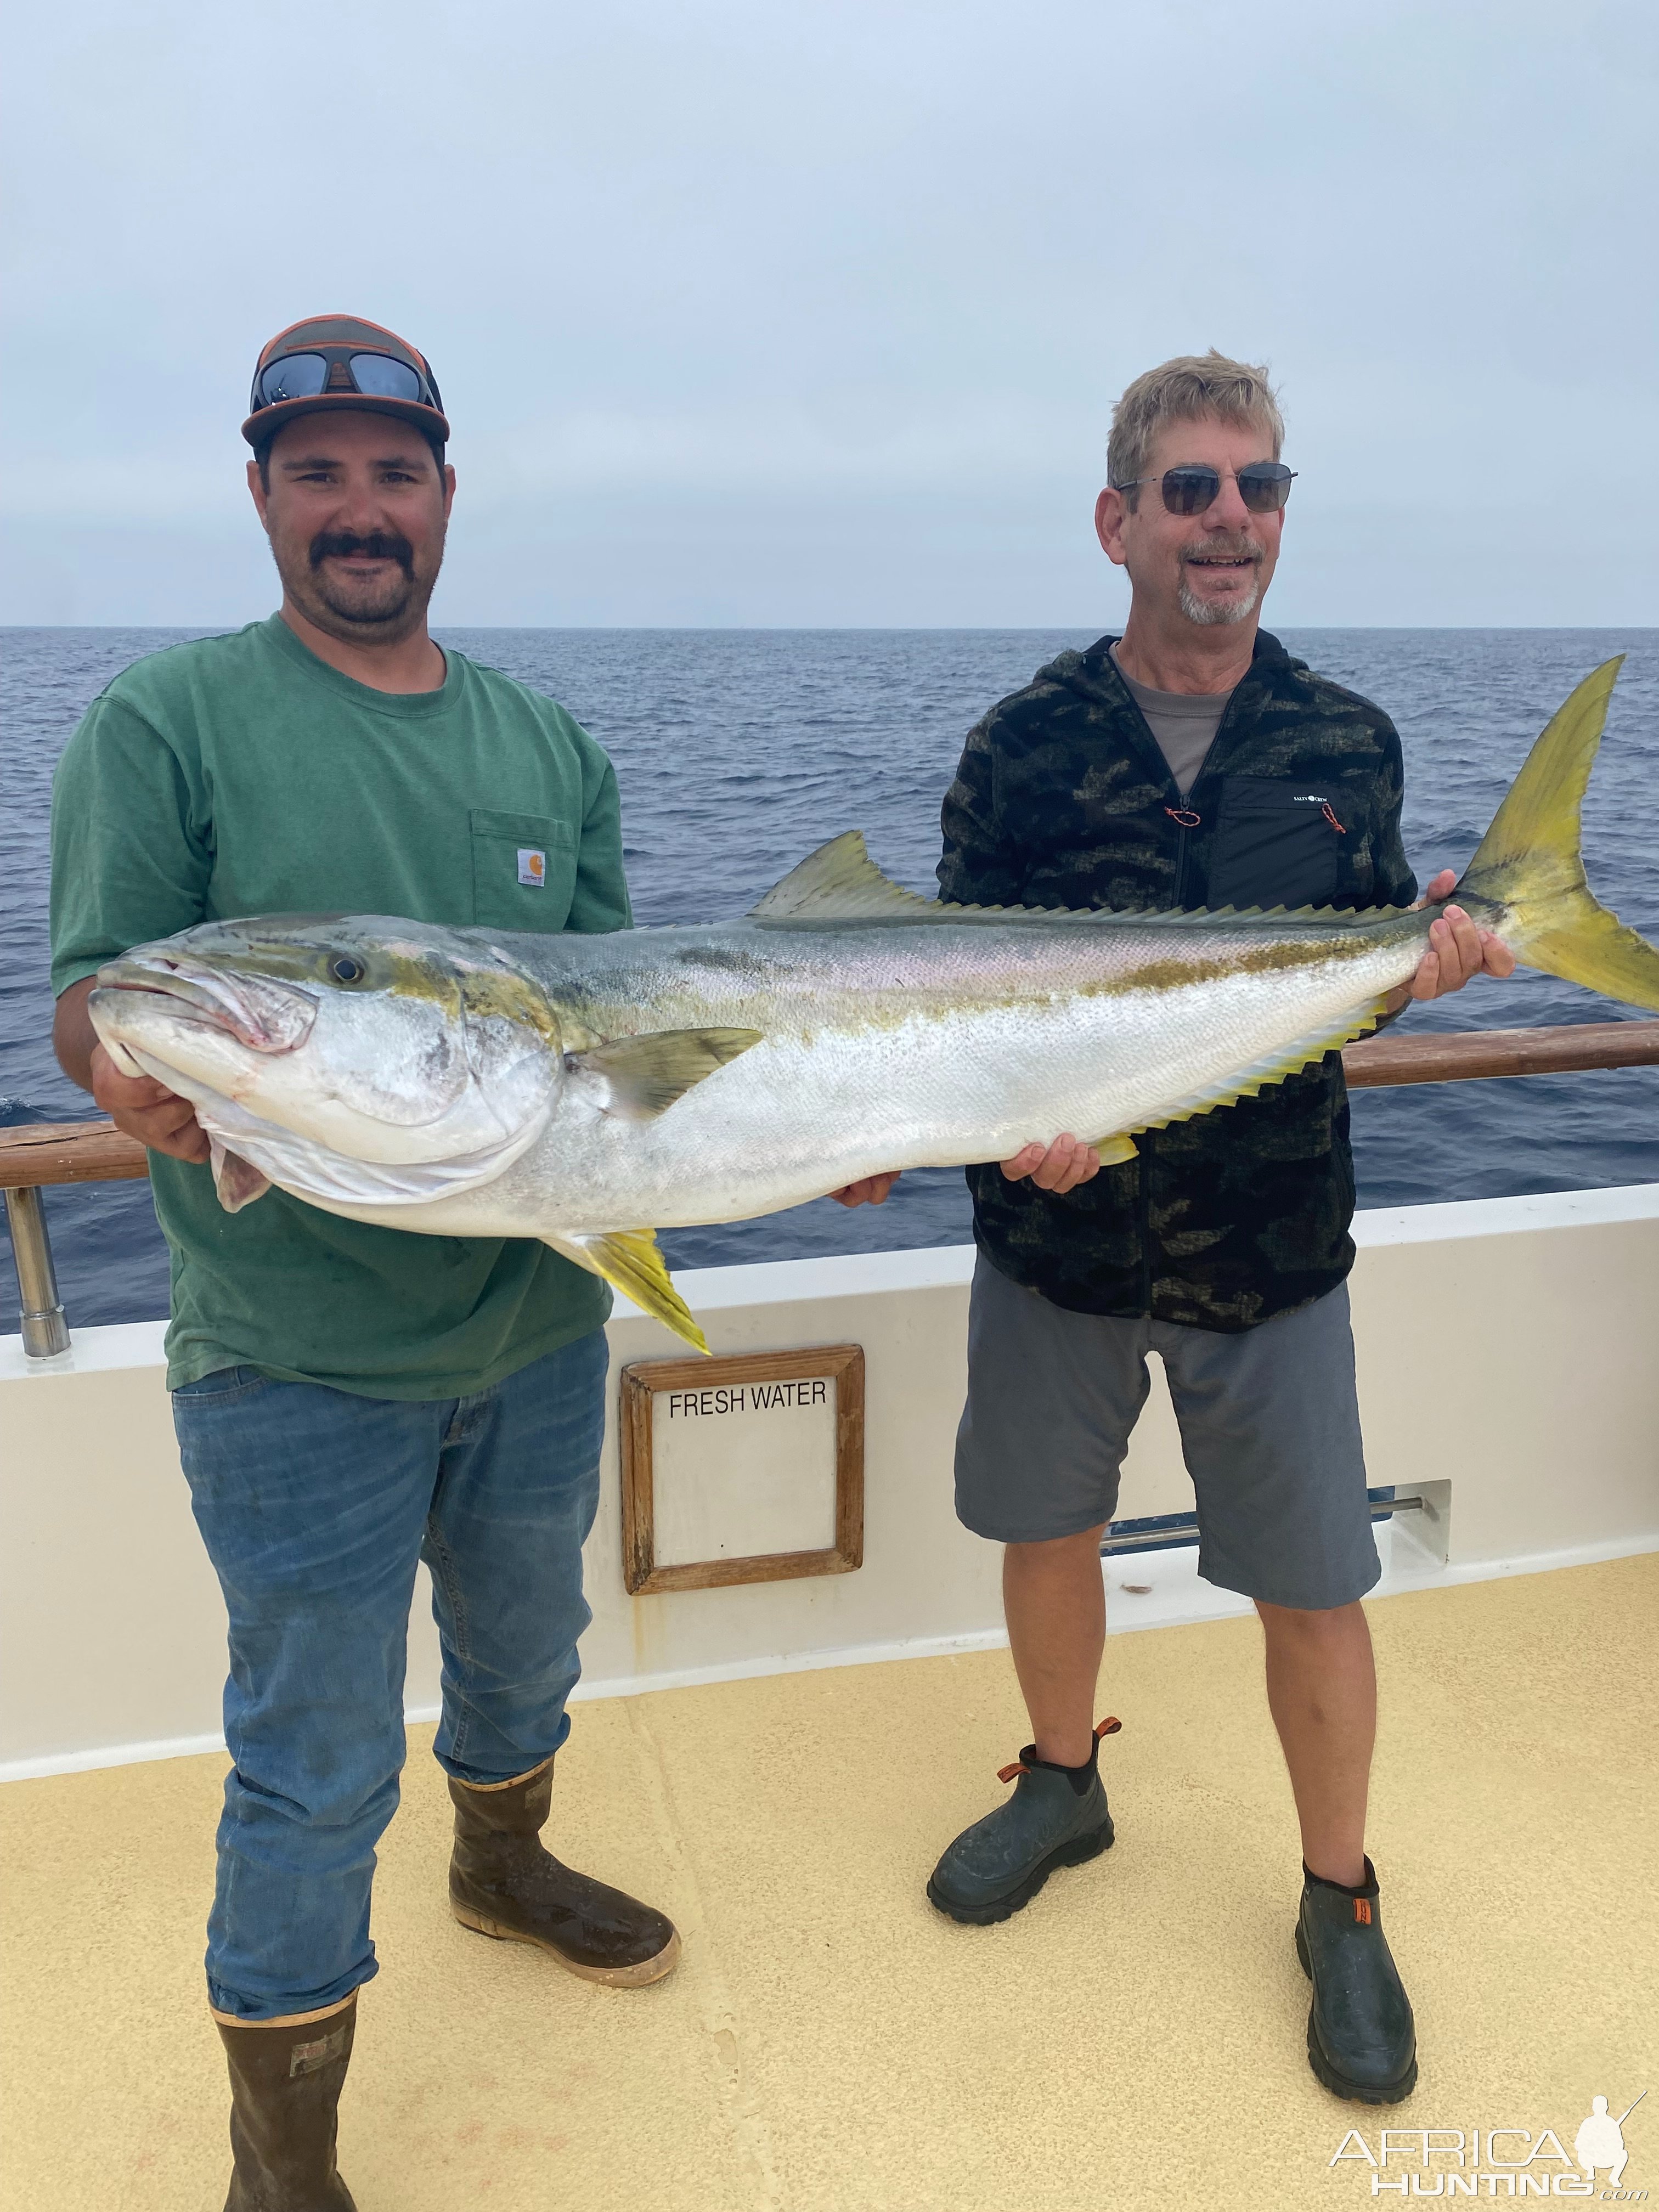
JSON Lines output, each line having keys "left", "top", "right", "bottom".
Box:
{"left": 619, "top": 1347, "right": 865, "bottom": 1594}
{"left": 650, "top": 1375, "right": 838, "bottom": 1568}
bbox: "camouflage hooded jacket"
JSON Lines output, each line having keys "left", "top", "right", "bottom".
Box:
{"left": 938, "top": 629, "right": 1417, "bottom": 1331}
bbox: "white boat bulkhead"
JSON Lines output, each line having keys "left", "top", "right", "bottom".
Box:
{"left": 4, "top": 1182, "right": 1658, "bottom": 1781}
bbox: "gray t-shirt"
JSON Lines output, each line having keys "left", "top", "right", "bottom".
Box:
{"left": 1110, "top": 644, "right": 1234, "bottom": 798}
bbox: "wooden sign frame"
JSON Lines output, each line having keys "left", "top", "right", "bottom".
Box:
{"left": 619, "top": 1344, "right": 865, "bottom": 1596}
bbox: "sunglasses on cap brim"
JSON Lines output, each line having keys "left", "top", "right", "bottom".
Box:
{"left": 249, "top": 345, "right": 443, "bottom": 417}
{"left": 1112, "top": 462, "right": 1296, "bottom": 517}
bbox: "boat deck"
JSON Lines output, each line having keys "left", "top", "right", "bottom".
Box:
{"left": 2, "top": 1554, "right": 1655, "bottom": 2212}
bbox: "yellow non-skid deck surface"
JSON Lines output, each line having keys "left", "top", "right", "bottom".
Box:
{"left": 2, "top": 1556, "right": 1655, "bottom": 2211}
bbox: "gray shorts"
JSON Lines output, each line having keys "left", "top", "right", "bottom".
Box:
{"left": 954, "top": 1256, "right": 1379, "bottom": 1611}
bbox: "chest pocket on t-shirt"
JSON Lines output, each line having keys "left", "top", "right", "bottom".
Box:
{"left": 1204, "top": 777, "right": 1345, "bottom": 913}
{"left": 470, "top": 810, "right": 578, "bottom": 932}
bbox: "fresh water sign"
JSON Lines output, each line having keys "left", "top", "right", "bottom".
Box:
{"left": 618, "top": 1345, "right": 865, "bottom": 1595}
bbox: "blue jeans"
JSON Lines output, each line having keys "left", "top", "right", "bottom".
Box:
{"left": 173, "top": 1331, "right": 608, "bottom": 2021}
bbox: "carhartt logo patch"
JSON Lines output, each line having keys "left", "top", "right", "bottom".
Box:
{"left": 517, "top": 848, "right": 547, "bottom": 888}
{"left": 1353, "top": 1898, "right": 1372, "bottom": 1925}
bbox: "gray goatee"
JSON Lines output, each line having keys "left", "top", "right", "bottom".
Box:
{"left": 1178, "top": 536, "right": 1262, "bottom": 627}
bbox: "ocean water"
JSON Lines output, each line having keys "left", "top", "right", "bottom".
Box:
{"left": 3, "top": 624, "right": 1657, "bottom": 1333}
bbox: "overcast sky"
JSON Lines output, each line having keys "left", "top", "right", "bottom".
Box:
{"left": 3, "top": 1, "right": 1655, "bottom": 628}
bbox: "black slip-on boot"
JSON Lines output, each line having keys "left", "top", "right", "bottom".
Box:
{"left": 1296, "top": 1858, "right": 1418, "bottom": 2103}
{"left": 449, "top": 1755, "right": 681, "bottom": 1987}
{"left": 215, "top": 1995, "right": 358, "bottom": 2211}
{"left": 927, "top": 1717, "right": 1121, "bottom": 1926}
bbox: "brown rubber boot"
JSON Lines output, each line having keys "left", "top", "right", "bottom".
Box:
{"left": 213, "top": 1995, "right": 358, "bottom": 2211}
{"left": 448, "top": 1755, "right": 681, "bottom": 1987}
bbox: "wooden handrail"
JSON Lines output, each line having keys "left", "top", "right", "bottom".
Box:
{"left": 4, "top": 1019, "right": 1658, "bottom": 1188}
{"left": 1340, "top": 1018, "right": 1659, "bottom": 1087}
{"left": 1, "top": 1120, "right": 150, "bottom": 1188}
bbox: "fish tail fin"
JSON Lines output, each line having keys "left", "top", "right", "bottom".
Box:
{"left": 541, "top": 1228, "right": 709, "bottom": 1355}
{"left": 1457, "top": 656, "right": 1659, "bottom": 1011}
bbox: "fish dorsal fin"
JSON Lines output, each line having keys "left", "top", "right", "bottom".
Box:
{"left": 748, "top": 833, "right": 938, "bottom": 925}
{"left": 747, "top": 834, "right": 1032, "bottom": 927}
{"left": 749, "top": 836, "right": 1423, "bottom": 932}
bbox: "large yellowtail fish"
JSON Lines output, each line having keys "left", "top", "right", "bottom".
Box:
{"left": 91, "top": 661, "right": 1659, "bottom": 1352}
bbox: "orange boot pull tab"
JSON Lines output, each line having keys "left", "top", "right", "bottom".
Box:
{"left": 997, "top": 1716, "right": 1122, "bottom": 1784}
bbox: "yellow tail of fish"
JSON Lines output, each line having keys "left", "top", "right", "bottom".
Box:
{"left": 1457, "top": 656, "right": 1659, "bottom": 1011}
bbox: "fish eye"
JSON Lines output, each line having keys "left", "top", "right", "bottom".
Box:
{"left": 328, "top": 954, "right": 368, "bottom": 985}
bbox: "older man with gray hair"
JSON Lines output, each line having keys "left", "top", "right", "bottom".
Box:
{"left": 837, "top": 349, "right": 1513, "bottom": 2101}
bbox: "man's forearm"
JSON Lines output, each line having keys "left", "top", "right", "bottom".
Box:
{"left": 53, "top": 978, "right": 99, "bottom": 1093}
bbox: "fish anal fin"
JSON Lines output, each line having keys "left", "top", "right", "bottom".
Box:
{"left": 1135, "top": 997, "right": 1391, "bottom": 1133}
{"left": 1087, "top": 1132, "right": 1138, "bottom": 1165}
{"left": 209, "top": 1139, "right": 272, "bottom": 1215}
{"left": 541, "top": 1228, "right": 709, "bottom": 1354}
{"left": 567, "top": 1027, "right": 762, "bottom": 1121}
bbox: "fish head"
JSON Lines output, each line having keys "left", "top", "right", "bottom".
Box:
{"left": 89, "top": 915, "right": 562, "bottom": 1167}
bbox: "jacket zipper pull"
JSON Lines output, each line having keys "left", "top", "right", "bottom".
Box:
{"left": 1321, "top": 800, "right": 1346, "bottom": 833}
{"left": 1165, "top": 806, "right": 1201, "bottom": 828}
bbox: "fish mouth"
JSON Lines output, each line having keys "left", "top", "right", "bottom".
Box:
{"left": 93, "top": 956, "right": 317, "bottom": 1054}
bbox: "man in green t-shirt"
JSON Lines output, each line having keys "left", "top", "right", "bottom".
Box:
{"left": 50, "top": 316, "right": 678, "bottom": 2209}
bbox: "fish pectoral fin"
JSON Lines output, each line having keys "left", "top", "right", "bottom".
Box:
{"left": 1085, "top": 1133, "right": 1138, "bottom": 1165}
{"left": 208, "top": 1138, "right": 272, "bottom": 1214}
{"left": 565, "top": 1028, "right": 762, "bottom": 1121}
{"left": 540, "top": 1228, "right": 710, "bottom": 1355}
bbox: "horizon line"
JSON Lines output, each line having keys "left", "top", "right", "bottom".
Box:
{"left": 2, "top": 621, "right": 1655, "bottom": 636}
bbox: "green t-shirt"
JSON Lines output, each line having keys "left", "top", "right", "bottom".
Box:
{"left": 49, "top": 614, "right": 632, "bottom": 1398}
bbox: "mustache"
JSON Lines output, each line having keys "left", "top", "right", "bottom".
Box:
{"left": 309, "top": 530, "right": 415, "bottom": 578}
{"left": 1180, "top": 535, "right": 1263, "bottom": 568}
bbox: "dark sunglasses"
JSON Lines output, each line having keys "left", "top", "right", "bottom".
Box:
{"left": 249, "top": 345, "right": 443, "bottom": 416}
{"left": 1113, "top": 461, "right": 1296, "bottom": 517}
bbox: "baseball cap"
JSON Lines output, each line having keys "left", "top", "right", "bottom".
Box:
{"left": 242, "top": 314, "right": 450, "bottom": 454}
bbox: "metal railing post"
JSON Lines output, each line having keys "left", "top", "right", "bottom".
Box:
{"left": 3, "top": 1186, "right": 71, "bottom": 1359}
